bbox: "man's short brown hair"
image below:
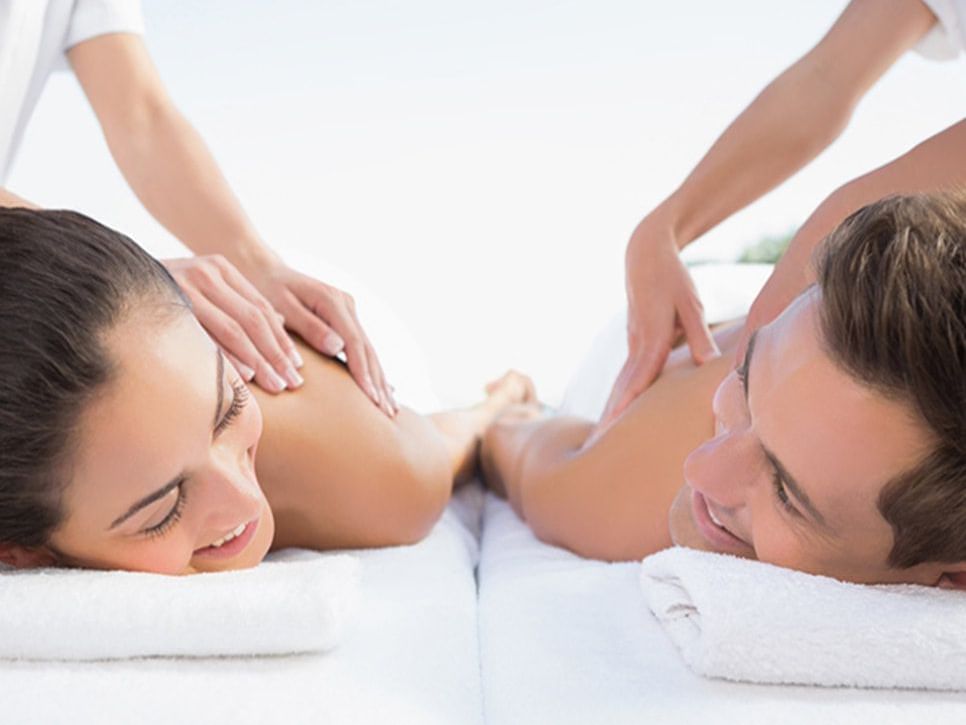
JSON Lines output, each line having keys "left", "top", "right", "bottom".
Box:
{"left": 817, "top": 191, "right": 966, "bottom": 568}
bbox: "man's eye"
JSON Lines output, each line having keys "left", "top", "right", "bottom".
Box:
{"left": 772, "top": 471, "right": 796, "bottom": 514}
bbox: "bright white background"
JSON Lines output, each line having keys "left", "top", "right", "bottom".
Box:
{"left": 9, "top": 0, "right": 966, "bottom": 406}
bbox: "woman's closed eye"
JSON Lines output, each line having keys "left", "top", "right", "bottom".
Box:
{"left": 215, "top": 380, "right": 249, "bottom": 436}
{"left": 141, "top": 379, "right": 250, "bottom": 539}
{"left": 143, "top": 479, "right": 188, "bottom": 538}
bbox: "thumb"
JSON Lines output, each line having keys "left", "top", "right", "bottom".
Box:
{"left": 678, "top": 296, "right": 719, "bottom": 365}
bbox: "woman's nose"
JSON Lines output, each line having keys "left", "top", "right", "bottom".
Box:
{"left": 194, "top": 459, "right": 261, "bottom": 528}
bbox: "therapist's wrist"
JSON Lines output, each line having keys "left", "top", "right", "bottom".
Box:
{"left": 230, "top": 235, "right": 284, "bottom": 276}
{"left": 628, "top": 207, "right": 680, "bottom": 258}
{"left": 651, "top": 192, "right": 705, "bottom": 251}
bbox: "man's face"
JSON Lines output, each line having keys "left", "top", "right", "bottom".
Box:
{"left": 669, "top": 288, "right": 946, "bottom": 585}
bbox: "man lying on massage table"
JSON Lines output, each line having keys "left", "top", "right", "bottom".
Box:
{"left": 482, "top": 191, "right": 966, "bottom": 589}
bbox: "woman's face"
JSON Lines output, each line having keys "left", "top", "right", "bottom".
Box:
{"left": 668, "top": 288, "right": 948, "bottom": 586}
{"left": 46, "top": 307, "right": 275, "bottom": 574}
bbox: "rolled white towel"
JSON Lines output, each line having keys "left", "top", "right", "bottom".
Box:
{"left": 0, "top": 550, "right": 360, "bottom": 661}
{"left": 640, "top": 546, "right": 966, "bottom": 690}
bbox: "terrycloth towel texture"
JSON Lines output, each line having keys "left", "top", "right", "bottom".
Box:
{"left": 640, "top": 546, "right": 966, "bottom": 690}
{"left": 0, "top": 550, "right": 360, "bottom": 661}
{"left": 479, "top": 495, "right": 966, "bottom": 725}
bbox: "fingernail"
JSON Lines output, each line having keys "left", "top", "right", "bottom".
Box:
{"left": 322, "top": 333, "right": 345, "bottom": 356}
{"left": 283, "top": 365, "right": 304, "bottom": 389}
{"left": 266, "top": 369, "right": 288, "bottom": 392}
{"left": 366, "top": 377, "right": 379, "bottom": 402}
{"left": 238, "top": 363, "right": 256, "bottom": 381}
{"left": 290, "top": 349, "right": 304, "bottom": 369}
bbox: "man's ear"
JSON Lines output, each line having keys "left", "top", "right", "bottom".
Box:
{"left": 0, "top": 543, "right": 58, "bottom": 569}
{"left": 936, "top": 567, "right": 966, "bottom": 590}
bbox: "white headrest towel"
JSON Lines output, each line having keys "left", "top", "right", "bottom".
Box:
{"left": 640, "top": 546, "right": 966, "bottom": 690}
{"left": 0, "top": 549, "right": 360, "bottom": 661}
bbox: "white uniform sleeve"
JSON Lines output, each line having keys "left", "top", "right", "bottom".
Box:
{"left": 63, "top": 0, "right": 145, "bottom": 51}
{"left": 914, "top": 0, "right": 965, "bottom": 60}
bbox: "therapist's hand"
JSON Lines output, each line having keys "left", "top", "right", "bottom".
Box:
{"left": 242, "top": 257, "right": 398, "bottom": 417}
{"left": 163, "top": 255, "right": 305, "bottom": 394}
{"left": 599, "top": 220, "right": 720, "bottom": 430}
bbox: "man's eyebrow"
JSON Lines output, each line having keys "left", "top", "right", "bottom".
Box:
{"left": 741, "top": 327, "right": 830, "bottom": 529}
{"left": 761, "top": 446, "right": 829, "bottom": 528}
{"left": 108, "top": 348, "right": 225, "bottom": 531}
{"left": 738, "top": 329, "right": 758, "bottom": 404}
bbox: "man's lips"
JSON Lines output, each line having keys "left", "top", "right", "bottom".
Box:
{"left": 690, "top": 489, "right": 753, "bottom": 553}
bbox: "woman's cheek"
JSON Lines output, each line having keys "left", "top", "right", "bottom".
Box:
{"left": 126, "top": 538, "right": 196, "bottom": 575}
{"left": 245, "top": 394, "right": 264, "bottom": 445}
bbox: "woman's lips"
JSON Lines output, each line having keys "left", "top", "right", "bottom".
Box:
{"left": 193, "top": 518, "right": 259, "bottom": 559}
{"left": 690, "top": 490, "right": 752, "bottom": 553}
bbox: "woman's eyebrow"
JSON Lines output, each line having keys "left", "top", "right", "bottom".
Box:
{"left": 211, "top": 350, "right": 225, "bottom": 430}
{"left": 107, "top": 348, "right": 225, "bottom": 531}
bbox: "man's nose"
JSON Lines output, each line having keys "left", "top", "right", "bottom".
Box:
{"left": 683, "top": 428, "right": 758, "bottom": 508}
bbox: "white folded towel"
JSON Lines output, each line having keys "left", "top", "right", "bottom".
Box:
{"left": 0, "top": 549, "right": 360, "bottom": 661}
{"left": 640, "top": 546, "right": 966, "bottom": 690}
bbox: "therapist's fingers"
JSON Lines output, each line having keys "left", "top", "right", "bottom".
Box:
{"left": 164, "top": 255, "right": 302, "bottom": 393}
{"left": 676, "top": 292, "right": 720, "bottom": 366}
{"left": 186, "top": 293, "right": 290, "bottom": 393}
{"left": 212, "top": 255, "right": 303, "bottom": 369}
{"left": 224, "top": 350, "right": 256, "bottom": 383}
{"left": 200, "top": 279, "right": 303, "bottom": 393}
{"left": 278, "top": 278, "right": 394, "bottom": 417}
{"left": 345, "top": 296, "right": 396, "bottom": 415}
{"left": 598, "top": 316, "right": 675, "bottom": 431}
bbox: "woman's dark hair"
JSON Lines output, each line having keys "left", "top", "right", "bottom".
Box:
{"left": 0, "top": 208, "right": 188, "bottom": 549}
{"left": 816, "top": 191, "right": 966, "bottom": 568}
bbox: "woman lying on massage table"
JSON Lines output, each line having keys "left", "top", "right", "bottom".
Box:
{"left": 482, "top": 191, "right": 966, "bottom": 589}
{"left": 0, "top": 208, "right": 534, "bottom": 574}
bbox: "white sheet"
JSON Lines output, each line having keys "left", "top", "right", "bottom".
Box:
{"left": 478, "top": 494, "right": 966, "bottom": 724}
{"left": 0, "top": 485, "right": 485, "bottom": 725}
{"left": 480, "top": 262, "right": 966, "bottom": 721}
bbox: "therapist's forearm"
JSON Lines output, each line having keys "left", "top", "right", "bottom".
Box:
{"left": 0, "top": 187, "right": 38, "bottom": 209}
{"left": 653, "top": 53, "right": 855, "bottom": 247}
{"left": 648, "top": 0, "right": 935, "bottom": 249}
{"left": 105, "top": 102, "right": 278, "bottom": 271}
{"left": 792, "top": 119, "right": 966, "bottom": 284}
